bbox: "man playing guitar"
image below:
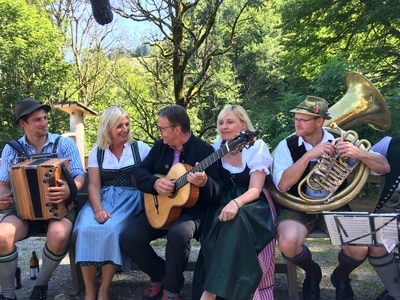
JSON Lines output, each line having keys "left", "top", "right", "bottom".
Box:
{"left": 119, "top": 105, "right": 222, "bottom": 300}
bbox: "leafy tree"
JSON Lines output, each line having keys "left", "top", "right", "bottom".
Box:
{"left": 0, "top": 0, "right": 68, "bottom": 150}
{"left": 114, "top": 0, "right": 255, "bottom": 109}
{"left": 270, "top": 0, "right": 400, "bottom": 145}
{"left": 90, "top": 0, "right": 256, "bottom": 140}
{"left": 49, "top": 0, "right": 126, "bottom": 107}
{"left": 278, "top": 0, "right": 400, "bottom": 81}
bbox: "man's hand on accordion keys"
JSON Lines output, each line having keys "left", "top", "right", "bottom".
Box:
{"left": 46, "top": 178, "right": 70, "bottom": 203}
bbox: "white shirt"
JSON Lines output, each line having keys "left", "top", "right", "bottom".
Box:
{"left": 88, "top": 141, "right": 150, "bottom": 169}
{"left": 213, "top": 137, "right": 273, "bottom": 175}
{"left": 272, "top": 129, "right": 383, "bottom": 195}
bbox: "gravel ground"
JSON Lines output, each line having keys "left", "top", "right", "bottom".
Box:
{"left": 13, "top": 237, "right": 386, "bottom": 300}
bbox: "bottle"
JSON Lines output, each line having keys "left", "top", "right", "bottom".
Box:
{"left": 15, "top": 266, "right": 22, "bottom": 289}
{"left": 30, "top": 251, "right": 39, "bottom": 280}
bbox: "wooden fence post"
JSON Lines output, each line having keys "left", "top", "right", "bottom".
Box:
{"left": 53, "top": 102, "right": 97, "bottom": 169}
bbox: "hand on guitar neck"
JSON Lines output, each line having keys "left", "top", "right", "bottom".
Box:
{"left": 187, "top": 163, "right": 208, "bottom": 187}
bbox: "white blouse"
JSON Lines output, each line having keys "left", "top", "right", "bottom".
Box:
{"left": 88, "top": 141, "right": 150, "bottom": 169}
{"left": 213, "top": 137, "right": 273, "bottom": 175}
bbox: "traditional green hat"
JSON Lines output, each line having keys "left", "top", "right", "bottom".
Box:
{"left": 290, "top": 96, "right": 331, "bottom": 120}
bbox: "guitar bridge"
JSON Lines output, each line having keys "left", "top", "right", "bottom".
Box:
{"left": 153, "top": 195, "right": 159, "bottom": 214}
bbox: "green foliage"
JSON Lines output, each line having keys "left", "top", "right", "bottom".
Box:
{"left": 2, "top": 0, "right": 400, "bottom": 162}
{"left": 0, "top": 0, "right": 68, "bottom": 150}
{"left": 357, "top": 182, "right": 381, "bottom": 204}
{"left": 252, "top": 90, "right": 303, "bottom": 149}
{"left": 278, "top": 0, "right": 400, "bottom": 90}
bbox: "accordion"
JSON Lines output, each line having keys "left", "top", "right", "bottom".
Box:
{"left": 9, "top": 158, "right": 74, "bottom": 220}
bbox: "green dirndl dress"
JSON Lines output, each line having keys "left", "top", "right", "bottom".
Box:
{"left": 193, "top": 166, "right": 275, "bottom": 300}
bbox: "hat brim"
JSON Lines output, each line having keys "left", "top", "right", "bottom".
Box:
{"left": 14, "top": 104, "right": 51, "bottom": 125}
{"left": 290, "top": 108, "right": 332, "bottom": 120}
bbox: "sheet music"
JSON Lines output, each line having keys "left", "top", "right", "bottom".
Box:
{"left": 323, "top": 211, "right": 400, "bottom": 250}
{"left": 373, "top": 213, "right": 399, "bottom": 252}
{"left": 324, "top": 212, "right": 372, "bottom": 245}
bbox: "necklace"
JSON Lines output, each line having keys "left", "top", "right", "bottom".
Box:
{"left": 110, "top": 144, "right": 124, "bottom": 161}
{"left": 115, "top": 152, "right": 123, "bottom": 160}
{"left": 111, "top": 149, "right": 123, "bottom": 161}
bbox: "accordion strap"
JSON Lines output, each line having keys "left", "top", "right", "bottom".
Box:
{"left": 7, "top": 136, "right": 62, "bottom": 161}
{"left": 7, "top": 140, "right": 29, "bottom": 161}
{"left": 52, "top": 135, "right": 61, "bottom": 156}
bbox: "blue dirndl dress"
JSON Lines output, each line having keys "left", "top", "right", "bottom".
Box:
{"left": 72, "top": 142, "right": 143, "bottom": 272}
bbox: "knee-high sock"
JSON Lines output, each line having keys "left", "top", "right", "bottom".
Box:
{"left": 35, "top": 243, "right": 67, "bottom": 286}
{"left": 282, "top": 245, "right": 322, "bottom": 278}
{"left": 369, "top": 252, "right": 400, "bottom": 299}
{"left": 0, "top": 247, "right": 18, "bottom": 299}
{"left": 335, "top": 249, "right": 366, "bottom": 281}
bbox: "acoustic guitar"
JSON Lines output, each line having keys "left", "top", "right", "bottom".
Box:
{"left": 144, "top": 130, "right": 258, "bottom": 229}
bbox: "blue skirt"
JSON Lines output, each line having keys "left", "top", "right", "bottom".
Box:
{"left": 72, "top": 186, "right": 143, "bottom": 272}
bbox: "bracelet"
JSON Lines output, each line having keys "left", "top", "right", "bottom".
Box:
{"left": 232, "top": 199, "right": 240, "bottom": 210}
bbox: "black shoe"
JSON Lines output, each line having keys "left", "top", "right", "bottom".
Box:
{"left": 330, "top": 269, "right": 354, "bottom": 300}
{"left": 303, "top": 275, "right": 322, "bottom": 300}
{"left": 29, "top": 285, "right": 48, "bottom": 300}
{"left": 376, "top": 290, "right": 395, "bottom": 300}
{"left": 0, "top": 294, "right": 17, "bottom": 300}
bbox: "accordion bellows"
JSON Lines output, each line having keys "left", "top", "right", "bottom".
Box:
{"left": 9, "top": 158, "right": 74, "bottom": 220}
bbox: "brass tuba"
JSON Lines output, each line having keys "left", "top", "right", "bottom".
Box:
{"left": 266, "top": 72, "right": 391, "bottom": 212}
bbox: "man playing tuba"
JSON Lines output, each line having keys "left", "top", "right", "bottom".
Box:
{"left": 272, "top": 96, "right": 390, "bottom": 300}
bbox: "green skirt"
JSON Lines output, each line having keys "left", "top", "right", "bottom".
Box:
{"left": 192, "top": 186, "right": 275, "bottom": 300}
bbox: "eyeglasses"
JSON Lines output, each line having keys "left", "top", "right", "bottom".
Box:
{"left": 157, "top": 125, "right": 173, "bottom": 133}
{"left": 293, "top": 117, "right": 317, "bottom": 124}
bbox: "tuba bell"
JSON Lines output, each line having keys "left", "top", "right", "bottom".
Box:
{"left": 266, "top": 72, "right": 391, "bottom": 212}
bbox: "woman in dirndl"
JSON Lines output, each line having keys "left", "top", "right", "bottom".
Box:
{"left": 193, "top": 105, "right": 277, "bottom": 300}
{"left": 72, "top": 106, "right": 150, "bottom": 300}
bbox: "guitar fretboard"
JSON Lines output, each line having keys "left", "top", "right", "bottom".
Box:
{"left": 174, "top": 144, "right": 230, "bottom": 190}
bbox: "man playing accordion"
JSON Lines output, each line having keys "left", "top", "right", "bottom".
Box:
{"left": 0, "top": 98, "right": 85, "bottom": 300}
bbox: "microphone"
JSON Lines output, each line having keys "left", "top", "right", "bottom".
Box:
{"left": 90, "top": 0, "right": 113, "bottom": 25}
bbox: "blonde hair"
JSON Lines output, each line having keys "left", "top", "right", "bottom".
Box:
{"left": 217, "top": 105, "right": 255, "bottom": 137}
{"left": 97, "top": 106, "right": 133, "bottom": 149}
